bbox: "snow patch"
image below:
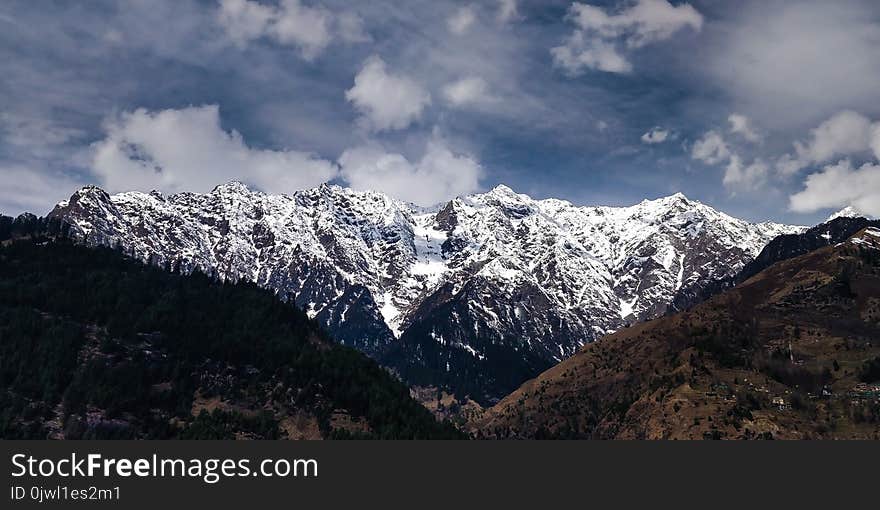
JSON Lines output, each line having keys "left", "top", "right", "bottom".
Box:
{"left": 619, "top": 296, "right": 638, "bottom": 320}
{"left": 379, "top": 297, "right": 402, "bottom": 338}
{"left": 410, "top": 215, "right": 449, "bottom": 286}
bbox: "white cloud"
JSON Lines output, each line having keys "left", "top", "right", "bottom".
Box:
{"left": 641, "top": 126, "right": 669, "bottom": 144}
{"left": 216, "top": 0, "right": 365, "bottom": 59}
{"left": 795, "top": 111, "right": 874, "bottom": 162}
{"left": 443, "top": 77, "right": 492, "bottom": 107}
{"left": 776, "top": 110, "right": 877, "bottom": 176}
{"left": 216, "top": 0, "right": 275, "bottom": 46}
{"left": 338, "top": 138, "right": 481, "bottom": 206}
{"left": 552, "top": 36, "right": 632, "bottom": 74}
{"left": 448, "top": 6, "right": 477, "bottom": 35}
{"left": 785, "top": 110, "right": 880, "bottom": 216}
{"left": 345, "top": 56, "right": 431, "bottom": 132}
{"left": 91, "top": 105, "right": 338, "bottom": 195}
{"left": 789, "top": 160, "right": 880, "bottom": 217}
{"left": 723, "top": 155, "right": 768, "bottom": 192}
{"left": 271, "top": 0, "right": 332, "bottom": 58}
{"left": 552, "top": 0, "right": 703, "bottom": 75}
{"left": 691, "top": 131, "right": 729, "bottom": 165}
{"left": 497, "top": 0, "right": 519, "bottom": 23}
{"left": 728, "top": 113, "right": 760, "bottom": 143}
{"left": 691, "top": 130, "right": 766, "bottom": 191}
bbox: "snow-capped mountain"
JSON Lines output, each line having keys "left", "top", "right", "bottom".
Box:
{"left": 826, "top": 206, "right": 874, "bottom": 222}
{"left": 49, "top": 182, "right": 803, "bottom": 403}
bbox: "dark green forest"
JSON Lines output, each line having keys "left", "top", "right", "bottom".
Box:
{"left": 0, "top": 215, "right": 461, "bottom": 439}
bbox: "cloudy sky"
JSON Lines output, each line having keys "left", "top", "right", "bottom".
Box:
{"left": 2, "top": 0, "right": 880, "bottom": 224}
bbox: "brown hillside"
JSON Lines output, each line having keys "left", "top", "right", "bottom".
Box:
{"left": 474, "top": 228, "right": 880, "bottom": 439}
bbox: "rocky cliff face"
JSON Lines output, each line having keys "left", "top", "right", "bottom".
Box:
{"left": 50, "top": 182, "right": 802, "bottom": 402}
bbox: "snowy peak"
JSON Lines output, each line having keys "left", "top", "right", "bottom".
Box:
{"left": 211, "top": 180, "right": 252, "bottom": 194}
{"left": 639, "top": 191, "right": 691, "bottom": 207}
{"left": 485, "top": 183, "right": 519, "bottom": 197}
{"left": 827, "top": 206, "right": 874, "bottom": 222}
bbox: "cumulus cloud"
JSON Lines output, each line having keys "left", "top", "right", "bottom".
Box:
{"left": 723, "top": 155, "right": 768, "bottom": 192}
{"left": 728, "top": 113, "right": 760, "bottom": 143}
{"left": 270, "top": 0, "right": 332, "bottom": 57}
{"left": 216, "top": 0, "right": 276, "bottom": 45}
{"left": 691, "top": 131, "right": 729, "bottom": 165}
{"left": 797, "top": 110, "right": 875, "bottom": 162}
{"left": 338, "top": 138, "right": 481, "bottom": 206}
{"left": 552, "top": 0, "right": 703, "bottom": 75}
{"left": 785, "top": 110, "right": 880, "bottom": 216}
{"left": 776, "top": 110, "right": 878, "bottom": 176}
{"left": 448, "top": 6, "right": 477, "bottom": 35}
{"left": 216, "top": 0, "right": 366, "bottom": 59}
{"left": 497, "top": 0, "right": 519, "bottom": 23}
{"left": 789, "top": 160, "right": 880, "bottom": 217}
{"left": 91, "top": 105, "right": 338, "bottom": 195}
{"left": 691, "top": 130, "right": 766, "bottom": 191}
{"left": 641, "top": 126, "right": 669, "bottom": 144}
{"left": 443, "top": 77, "right": 493, "bottom": 107}
{"left": 345, "top": 56, "right": 432, "bottom": 132}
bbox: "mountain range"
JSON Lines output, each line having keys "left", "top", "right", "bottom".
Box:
{"left": 47, "top": 182, "right": 806, "bottom": 403}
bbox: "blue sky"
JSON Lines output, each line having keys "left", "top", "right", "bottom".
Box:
{"left": 2, "top": 0, "right": 880, "bottom": 224}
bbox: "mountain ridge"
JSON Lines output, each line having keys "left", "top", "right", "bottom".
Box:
{"left": 48, "top": 182, "right": 804, "bottom": 403}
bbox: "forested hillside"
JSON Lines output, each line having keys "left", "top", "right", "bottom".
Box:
{"left": 0, "top": 217, "right": 461, "bottom": 439}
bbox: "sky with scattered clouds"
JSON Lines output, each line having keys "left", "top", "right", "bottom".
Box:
{"left": 2, "top": 0, "right": 880, "bottom": 223}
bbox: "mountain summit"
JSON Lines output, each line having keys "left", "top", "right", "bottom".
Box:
{"left": 49, "top": 183, "right": 803, "bottom": 402}
{"left": 826, "top": 206, "right": 875, "bottom": 222}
